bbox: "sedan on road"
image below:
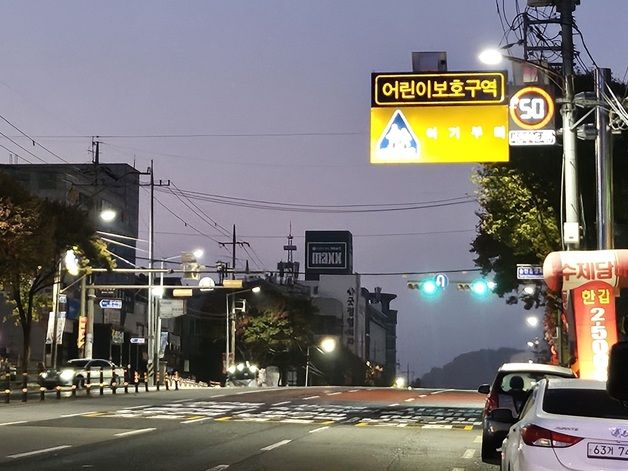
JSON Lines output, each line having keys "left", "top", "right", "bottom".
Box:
{"left": 499, "top": 378, "right": 628, "bottom": 471}
{"left": 38, "top": 358, "right": 124, "bottom": 389}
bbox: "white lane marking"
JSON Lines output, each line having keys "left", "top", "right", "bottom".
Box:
{"left": 473, "top": 435, "right": 482, "bottom": 443}
{"left": 211, "top": 394, "right": 226, "bottom": 398}
{"left": 404, "top": 398, "right": 415, "bottom": 402}
{"left": 462, "top": 449, "right": 476, "bottom": 459}
{"left": 272, "top": 401, "right": 291, "bottom": 406}
{"left": 181, "top": 417, "right": 212, "bottom": 424}
{"left": 304, "top": 395, "right": 320, "bottom": 400}
{"left": 114, "top": 427, "right": 156, "bottom": 437}
{"left": 0, "top": 421, "right": 27, "bottom": 426}
{"left": 419, "top": 394, "right": 427, "bottom": 398}
{"left": 171, "top": 398, "right": 192, "bottom": 403}
{"left": 232, "top": 387, "right": 282, "bottom": 396}
{"left": 60, "top": 411, "right": 98, "bottom": 418}
{"left": 452, "top": 468, "right": 465, "bottom": 471}
{"left": 124, "top": 404, "right": 152, "bottom": 410}
{"left": 309, "top": 426, "right": 330, "bottom": 433}
{"left": 326, "top": 392, "right": 342, "bottom": 396}
{"left": 388, "top": 403, "right": 400, "bottom": 407}
{"left": 430, "top": 389, "right": 453, "bottom": 395}
{"left": 260, "top": 439, "right": 292, "bottom": 451}
{"left": 348, "top": 389, "right": 358, "bottom": 393}
{"left": 8, "top": 445, "right": 72, "bottom": 459}
{"left": 206, "top": 465, "right": 229, "bottom": 471}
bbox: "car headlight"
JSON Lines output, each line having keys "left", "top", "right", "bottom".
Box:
{"left": 227, "top": 365, "right": 236, "bottom": 374}
{"left": 40, "top": 372, "right": 48, "bottom": 379}
{"left": 236, "top": 363, "right": 245, "bottom": 372}
{"left": 249, "top": 365, "right": 258, "bottom": 373}
{"left": 60, "top": 369, "right": 75, "bottom": 380}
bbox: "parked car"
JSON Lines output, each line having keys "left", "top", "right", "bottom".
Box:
{"left": 498, "top": 378, "right": 628, "bottom": 471}
{"left": 478, "top": 362, "right": 576, "bottom": 462}
{"left": 38, "top": 358, "right": 124, "bottom": 389}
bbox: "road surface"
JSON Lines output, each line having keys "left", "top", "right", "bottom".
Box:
{"left": 0, "top": 386, "right": 496, "bottom": 471}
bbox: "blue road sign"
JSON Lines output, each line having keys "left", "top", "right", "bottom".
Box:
{"left": 516, "top": 264, "right": 543, "bottom": 280}
{"left": 99, "top": 298, "right": 123, "bottom": 309}
{"left": 434, "top": 273, "right": 449, "bottom": 289}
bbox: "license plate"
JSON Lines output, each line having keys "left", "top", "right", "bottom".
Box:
{"left": 587, "top": 442, "right": 628, "bottom": 460}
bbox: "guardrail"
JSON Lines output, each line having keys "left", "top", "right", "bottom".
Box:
{"left": 2, "top": 369, "right": 209, "bottom": 404}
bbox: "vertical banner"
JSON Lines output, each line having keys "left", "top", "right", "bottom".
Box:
{"left": 573, "top": 281, "right": 618, "bottom": 380}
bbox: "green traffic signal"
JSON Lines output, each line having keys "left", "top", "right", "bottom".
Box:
{"left": 406, "top": 279, "right": 442, "bottom": 297}
{"left": 470, "top": 279, "right": 489, "bottom": 296}
{"left": 421, "top": 279, "right": 439, "bottom": 296}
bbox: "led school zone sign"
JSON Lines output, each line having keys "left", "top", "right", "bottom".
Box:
{"left": 370, "top": 72, "right": 509, "bottom": 164}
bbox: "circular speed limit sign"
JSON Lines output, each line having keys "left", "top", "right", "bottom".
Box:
{"left": 509, "top": 86, "right": 555, "bottom": 130}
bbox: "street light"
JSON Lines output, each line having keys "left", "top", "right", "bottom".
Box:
{"left": 305, "top": 336, "right": 337, "bottom": 387}
{"left": 478, "top": 47, "right": 579, "bottom": 249}
{"left": 99, "top": 209, "right": 117, "bottom": 223}
{"left": 50, "top": 249, "right": 80, "bottom": 367}
{"left": 151, "top": 249, "right": 204, "bottom": 384}
{"left": 225, "top": 287, "right": 261, "bottom": 372}
{"left": 526, "top": 316, "right": 540, "bottom": 328}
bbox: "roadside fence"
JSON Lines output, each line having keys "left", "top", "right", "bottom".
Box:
{"left": 2, "top": 369, "right": 209, "bottom": 404}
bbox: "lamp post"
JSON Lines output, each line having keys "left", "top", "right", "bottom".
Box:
{"left": 305, "top": 336, "right": 337, "bottom": 387}
{"left": 478, "top": 48, "right": 580, "bottom": 249}
{"left": 152, "top": 249, "right": 204, "bottom": 384}
{"left": 225, "top": 286, "right": 261, "bottom": 372}
{"left": 49, "top": 250, "right": 80, "bottom": 368}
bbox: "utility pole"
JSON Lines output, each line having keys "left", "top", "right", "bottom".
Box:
{"left": 142, "top": 161, "right": 171, "bottom": 385}
{"left": 558, "top": 0, "right": 580, "bottom": 249}
{"left": 219, "top": 225, "right": 250, "bottom": 280}
{"left": 595, "top": 67, "right": 613, "bottom": 249}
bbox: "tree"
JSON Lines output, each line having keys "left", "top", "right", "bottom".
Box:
{"left": 236, "top": 293, "right": 315, "bottom": 369}
{"left": 0, "top": 172, "right": 112, "bottom": 372}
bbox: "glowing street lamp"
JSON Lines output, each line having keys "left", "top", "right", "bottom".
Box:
{"left": 526, "top": 316, "right": 540, "bottom": 328}
{"left": 99, "top": 209, "right": 117, "bottom": 222}
{"left": 305, "top": 336, "right": 337, "bottom": 386}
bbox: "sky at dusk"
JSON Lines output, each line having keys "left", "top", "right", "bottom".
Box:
{"left": 1, "top": 1, "right": 627, "bottom": 378}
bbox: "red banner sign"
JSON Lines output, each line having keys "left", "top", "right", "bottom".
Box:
{"left": 573, "top": 281, "right": 618, "bottom": 380}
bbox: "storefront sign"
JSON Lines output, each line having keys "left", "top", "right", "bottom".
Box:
{"left": 573, "top": 281, "right": 618, "bottom": 380}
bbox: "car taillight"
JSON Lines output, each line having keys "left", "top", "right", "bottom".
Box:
{"left": 521, "top": 424, "right": 583, "bottom": 448}
{"left": 485, "top": 390, "right": 498, "bottom": 414}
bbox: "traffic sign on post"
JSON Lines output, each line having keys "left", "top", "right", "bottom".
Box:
{"left": 99, "top": 299, "right": 122, "bottom": 309}
{"left": 516, "top": 264, "right": 544, "bottom": 280}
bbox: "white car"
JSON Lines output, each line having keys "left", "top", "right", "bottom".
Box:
{"left": 38, "top": 359, "right": 124, "bottom": 389}
{"left": 499, "top": 378, "right": 628, "bottom": 471}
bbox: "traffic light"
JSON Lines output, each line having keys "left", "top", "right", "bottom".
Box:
{"left": 456, "top": 279, "right": 495, "bottom": 298}
{"left": 407, "top": 279, "right": 442, "bottom": 297}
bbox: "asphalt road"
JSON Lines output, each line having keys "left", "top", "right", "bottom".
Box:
{"left": 0, "top": 386, "right": 497, "bottom": 471}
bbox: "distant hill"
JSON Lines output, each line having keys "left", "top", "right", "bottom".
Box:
{"left": 420, "top": 348, "right": 524, "bottom": 389}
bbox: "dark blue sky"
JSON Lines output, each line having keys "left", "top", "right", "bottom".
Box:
{"left": 1, "top": 1, "right": 626, "bottom": 377}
